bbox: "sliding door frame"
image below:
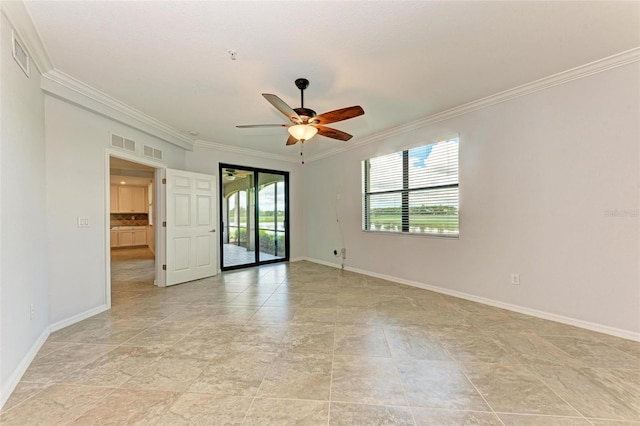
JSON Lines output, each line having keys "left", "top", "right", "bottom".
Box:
{"left": 219, "top": 163, "right": 290, "bottom": 271}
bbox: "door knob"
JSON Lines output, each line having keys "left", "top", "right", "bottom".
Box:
{"left": 210, "top": 229, "right": 216, "bottom": 232}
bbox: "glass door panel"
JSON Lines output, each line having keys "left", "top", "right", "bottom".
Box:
{"left": 220, "top": 165, "right": 289, "bottom": 270}
{"left": 222, "top": 168, "right": 256, "bottom": 268}
{"left": 258, "top": 173, "right": 286, "bottom": 261}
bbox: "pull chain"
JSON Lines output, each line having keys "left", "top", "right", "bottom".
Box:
{"left": 300, "top": 142, "right": 305, "bottom": 164}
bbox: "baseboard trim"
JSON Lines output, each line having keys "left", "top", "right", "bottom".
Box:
{"left": 49, "top": 304, "right": 109, "bottom": 332}
{"left": 304, "top": 257, "right": 640, "bottom": 342}
{"left": 0, "top": 327, "right": 50, "bottom": 410}
{"left": 289, "top": 257, "right": 307, "bottom": 262}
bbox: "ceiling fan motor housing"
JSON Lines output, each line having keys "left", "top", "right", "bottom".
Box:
{"left": 294, "top": 107, "right": 317, "bottom": 123}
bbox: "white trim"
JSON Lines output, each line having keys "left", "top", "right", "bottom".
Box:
{"left": 0, "top": 327, "right": 50, "bottom": 410}
{"left": 194, "top": 140, "right": 300, "bottom": 164}
{"left": 41, "top": 70, "right": 195, "bottom": 151}
{"left": 1, "top": 2, "right": 54, "bottom": 74}
{"left": 49, "top": 305, "right": 109, "bottom": 333}
{"left": 304, "top": 257, "right": 640, "bottom": 342}
{"left": 105, "top": 149, "right": 167, "bottom": 300}
{"left": 288, "top": 256, "right": 307, "bottom": 262}
{"left": 306, "top": 47, "right": 640, "bottom": 163}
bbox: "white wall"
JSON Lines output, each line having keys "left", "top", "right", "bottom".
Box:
{"left": 305, "top": 63, "right": 640, "bottom": 336}
{"left": 45, "top": 96, "right": 186, "bottom": 325}
{"left": 186, "top": 145, "right": 306, "bottom": 265}
{"left": 0, "top": 11, "right": 49, "bottom": 404}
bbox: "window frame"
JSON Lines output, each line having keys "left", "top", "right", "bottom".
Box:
{"left": 362, "top": 137, "right": 460, "bottom": 238}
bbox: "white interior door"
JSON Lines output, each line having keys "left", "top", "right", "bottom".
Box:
{"left": 166, "top": 168, "right": 217, "bottom": 286}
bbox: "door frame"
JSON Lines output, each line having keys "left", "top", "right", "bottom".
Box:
{"left": 104, "top": 149, "right": 167, "bottom": 308}
{"left": 219, "top": 163, "right": 290, "bottom": 271}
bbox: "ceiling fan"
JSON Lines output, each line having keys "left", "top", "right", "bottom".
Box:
{"left": 237, "top": 78, "right": 364, "bottom": 146}
{"left": 223, "top": 168, "right": 250, "bottom": 181}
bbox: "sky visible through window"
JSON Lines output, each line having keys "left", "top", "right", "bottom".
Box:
{"left": 368, "top": 138, "right": 458, "bottom": 210}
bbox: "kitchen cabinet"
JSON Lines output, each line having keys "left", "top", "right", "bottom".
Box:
{"left": 110, "top": 230, "right": 118, "bottom": 247}
{"left": 112, "top": 226, "right": 147, "bottom": 247}
{"left": 117, "top": 186, "right": 147, "bottom": 213}
{"left": 110, "top": 185, "right": 119, "bottom": 213}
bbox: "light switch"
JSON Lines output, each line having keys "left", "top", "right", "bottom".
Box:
{"left": 77, "top": 216, "right": 90, "bottom": 228}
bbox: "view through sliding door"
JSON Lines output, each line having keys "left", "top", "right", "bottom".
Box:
{"left": 220, "top": 164, "right": 289, "bottom": 270}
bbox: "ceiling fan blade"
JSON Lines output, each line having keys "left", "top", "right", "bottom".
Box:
{"left": 316, "top": 126, "right": 353, "bottom": 141}
{"left": 313, "top": 106, "right": 364, "bottom": 125}
{"left": 236, "top": 124, "right": 287, "bottom": 128}
{"left": 286, "top": 135, "right": 298, "bottom": 146}
{"left": 262, "top": 94, "right": 301, "bottom": 123}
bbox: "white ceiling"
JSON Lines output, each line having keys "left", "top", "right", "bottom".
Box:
{"left": 25, "top": 1, "right": 640, "bottom": 160}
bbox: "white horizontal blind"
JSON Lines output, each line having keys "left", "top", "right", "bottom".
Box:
{"left": 362, "top": 137, "right": 459, "bottom": 236}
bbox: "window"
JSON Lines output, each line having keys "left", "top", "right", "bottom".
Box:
{"left": 362, "top": 137, "right": 459, "bottom": 237}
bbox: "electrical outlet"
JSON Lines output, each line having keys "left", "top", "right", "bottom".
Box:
{"left": 77, "top": 216, "right": 90, "bottom": 227}
{"left": 341, "top": 248, "right": 346, "bottom": 260}
{"left": 511, "top": 273, "right": 520, "bottom": 285}
{"left": 30, "top": 304, "right": 35, "bottom": 320}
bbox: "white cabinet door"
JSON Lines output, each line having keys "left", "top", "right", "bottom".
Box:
{"left": 165, "top": 169, "right": 217, "bottom": 286}
{"left": 117, "top": 186, "right": 146, "bottom": 213}
{"left": 110, "top": 185, "right": 119, "bottom": 213}
{"left": 133, "top": 229, "right": 146, "bottom": 245}
{"left": 132, "top": 187, "right": 147, "bottom": 213}
{"left": 119, "top": 230, "right": 134, "bottom": 246}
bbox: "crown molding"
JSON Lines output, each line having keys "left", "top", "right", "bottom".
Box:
{"left": 1, "top": 1, "right": 54, "bottom": 74}
{"left": 306, "top": 47, "right": 640, "bottom": 163}
{"left": 41, "top": 69, "right": 195, "bottom": 151}
{"left": 194, "top": 140, "right": 300, "bottom": 163}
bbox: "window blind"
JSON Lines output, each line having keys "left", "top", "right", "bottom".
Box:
{"left": 362, "top": 138, "right": 459, "bottom": 236}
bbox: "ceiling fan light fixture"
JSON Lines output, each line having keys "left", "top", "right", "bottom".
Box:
{"left": 288, "top": 124, "right": 318, "bottom": 142}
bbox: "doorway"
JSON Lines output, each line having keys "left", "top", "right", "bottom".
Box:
{"left": 109, "top": 157, "right": 157, "bottom": 296}
{"left": 220, "top": 164, "right": 289, "bottom": 270}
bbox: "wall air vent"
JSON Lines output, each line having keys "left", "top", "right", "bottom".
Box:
{"left": 12, "top": 30, "right": 30, "bottom": 77}
{"left": 143, "top": 145, "right": 163, "bottom": 160}
{"left": 110, "top": 133, "right": 136, "bottom": 153}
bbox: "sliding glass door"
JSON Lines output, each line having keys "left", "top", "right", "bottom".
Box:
{"left": 220, "top": 164, "right": 289, "bottom": 270}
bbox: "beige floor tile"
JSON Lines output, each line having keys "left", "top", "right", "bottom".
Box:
{"left": 411, "top": 408, "right": 502, "bottom": 425}
{"left": 463, "top": 363, "right": 580, "bottom": 416}
{"left": 248, "top": 306, "right": 298, "bottom": 324}
{"left": 0, "top": 384, "right": 114, "bottom": 425}
{"left": 334, "top": 324, "right": 391, "bottom": 357}
{"left": 64, "top": 345, "right": 164, "bottom": 387}
{"left": 156, "top": 393, "right": 252, "bottom": 425}
{"left": 331, "top": 355, "right": 407, "bottom": 406}
{"left": 188, "top": 351, "right": 276, "bottom": 396}
{"left": 497, "top": 413, "right": 592, "bottom": 425}
{"left": 435, "top": 332, "right": 516, "bottom": 364}
{"left": 243, "top": 398, "right": 329, "bottom": 426}
{"left": 383, "top": 325, "right": 452, "bottom": 361}
{"left": 258, "top": 353, "right": 333, "bottom": 400}
{"left": 0, "top": 382, "right": 51, "bottom": 411}
{"left": 281, "top": 322, "right": 335, "bottom": 354}
{"left": 72, "top": 388, "right": 180, "bottom": 425}
{"left": 122, "top": 355, "right": 209, "bottom": 391}
{"left": 20, "top": 343, "right": 116, "bottom": 383}
{"left": 396, "top": 359, "right": 490, "bottom": 410}
{"left": 491, "top": 332, "right": 585, "bottom": 367}
{"left": 330, "top": 402, "right": 414, "bottom": 425}
{"left": 336, "top": 307, "right": 381, "bottom": 325}
{"left": 293, "top": 307, "right": 337, "bottom": 323}
{"left": 542, "top": 335, "right": 640, "bottom": 369}
{"left": 529, "top": 365, "right": 640, "bottom": 421}
{"left": 6, "top": 255, "right": 638, "bottom": 425}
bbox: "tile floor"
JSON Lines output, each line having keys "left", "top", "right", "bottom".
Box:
{"left": 223, "top": 243, "right": 280, "bottom": 268}
{"left": 1, "top": 247, "right": 639, "bottom": 425}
